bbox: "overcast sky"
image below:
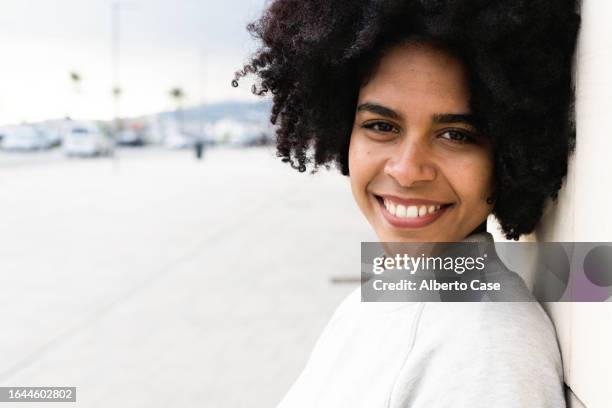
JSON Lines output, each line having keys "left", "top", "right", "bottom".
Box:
{"left": 0, "top": 0, "right": 268, "bottom": 124}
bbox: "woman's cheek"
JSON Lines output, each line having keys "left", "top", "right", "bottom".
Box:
{"left": 349, "top": 135, "right": 373, "bottom": 181}
{"left": 473, "top": 154, "right": 495, "bottom": 201}
{"left": 458, "top": 150, "right": 494, "bottom": 191}
{"left": 348, "top": 135, "right": 368, "bottom": 195}
{"left": 463, "top": 156, "right": 495, "bottom": 211}
{"left": 349, "top": 139, "right": 381, "bottom": 217}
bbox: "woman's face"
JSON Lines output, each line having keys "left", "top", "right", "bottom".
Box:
{"left": 348, "top": 42, "right": 495, "bottom": 242}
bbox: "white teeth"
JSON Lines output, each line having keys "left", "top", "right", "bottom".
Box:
{"left": 405, "top": 205, "right": 418, "bottom": 217}
{"left": 396, "top": 205, "right": 407, "bottom": 217}
{"left": 383, "top": 199, "right": 444, "bottom": 219}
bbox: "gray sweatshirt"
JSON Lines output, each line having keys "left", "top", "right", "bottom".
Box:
{"left": 276, "top": 233, "right": 565, "bottom": 407}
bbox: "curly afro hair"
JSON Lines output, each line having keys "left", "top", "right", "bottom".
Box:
{"left": 233, "top": 0, "right": 580, "bottom": 240}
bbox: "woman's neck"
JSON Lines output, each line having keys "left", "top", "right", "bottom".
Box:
{"left": 469, "top": 221, "right": 488, "bottom": 236}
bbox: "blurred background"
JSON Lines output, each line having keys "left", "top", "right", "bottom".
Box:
{"left": 0, "top": 0, "right": 275, "bottom": 152}
{"left": 0, "top": 1, "right": 374, "bottom": 406}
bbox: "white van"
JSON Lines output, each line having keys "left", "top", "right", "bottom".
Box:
{"left": 63, "top": 122, "right": 114, "bottom": 157}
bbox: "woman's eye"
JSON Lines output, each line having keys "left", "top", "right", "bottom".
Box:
{"left": 362, "top": 121, "right": 399, "bottom": 134}
{"left": 439, "top": 129, "right": 476, "bottom": 144}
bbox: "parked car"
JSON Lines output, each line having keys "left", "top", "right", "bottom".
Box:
{"left": 116, "top": 128, "right": 146, "bottom": 146}
{"left": 63, "top": 122, "right": 114, "bottom": 157}
{"left": 209, "top": 118, "right": 272, "bottom": 147}
{"left": 38, "top": 127, "right": 63, "bottom": 147}
{"left": 164, "top": 129, "right": 195, "bottom": 149}
{"left": 0, "top": 125, "right": 50, "bottom": 151}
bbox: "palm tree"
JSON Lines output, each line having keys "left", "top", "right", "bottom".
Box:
{"left": 169, "top": 87, "right": 186, "bottom": 129}
{"left": 69, "top": 71, "right": 82, "bottom": 94}
{"left": 112, "top": 86, "right": 123, "bottom": 135}
{"left": 67, "top": 70, "right": 83, "bottom": 119}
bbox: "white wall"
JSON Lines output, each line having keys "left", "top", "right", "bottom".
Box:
{"left": 496, "top": 1, "right": 612, "bottom": 406}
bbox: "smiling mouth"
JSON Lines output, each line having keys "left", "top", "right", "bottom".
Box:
{"left": 374, "top": 195, "right": 453, "bottom": 228}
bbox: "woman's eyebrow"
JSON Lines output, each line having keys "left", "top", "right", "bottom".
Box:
{"left": 356, "top": 103, "right": 477, "bottom": 128}
{"left": 356, "top": 102, "right": 402, "bottom": 120}
{"left": 432, "top": 113, "right": 476, "bottom": 127}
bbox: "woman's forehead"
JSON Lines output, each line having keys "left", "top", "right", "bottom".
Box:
{"left": 358, "top": 42, "right": 471, "bottom": 112}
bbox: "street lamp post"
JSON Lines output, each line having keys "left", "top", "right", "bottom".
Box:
{"left": 111, "top": 2, "right": 137, "bottom": 140}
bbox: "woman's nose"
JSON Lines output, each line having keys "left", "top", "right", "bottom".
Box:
{"left": 383, "top": 136, "right": 437, "bottom": 187}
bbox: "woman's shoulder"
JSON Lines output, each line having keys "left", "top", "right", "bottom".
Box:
{"left": 419, "top": 301, "right": 562, "bottom": 366}
{"left": 425, "top": 300, "right": 557, "bottom": 337}
{"left": 390, "top": 302, "right": 565, "bottom": 407}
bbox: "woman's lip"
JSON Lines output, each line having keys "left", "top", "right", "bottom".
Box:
{"left": 375, "top": 195, "right": 451, "bottom": 229}
{"left": 376, "top": 194, "right": 450, "bottom": 206}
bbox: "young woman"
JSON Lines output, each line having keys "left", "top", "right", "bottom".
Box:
{"left": 234, "top": 1, "right": 580, "bottom": 406}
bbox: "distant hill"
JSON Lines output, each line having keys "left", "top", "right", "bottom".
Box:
{"left": 156, "top": 100, "right": 273, "bottom": 124}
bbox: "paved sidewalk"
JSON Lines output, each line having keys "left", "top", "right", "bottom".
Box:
{"left": 0, "top": 146, "right": 375, "bottom": 407}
